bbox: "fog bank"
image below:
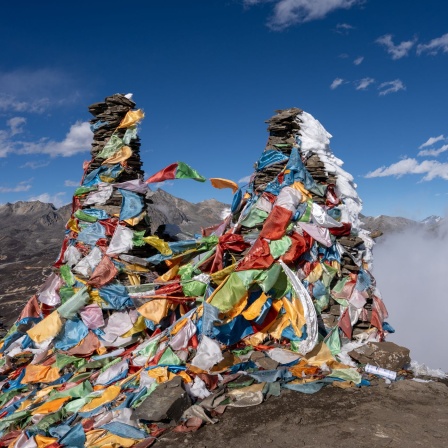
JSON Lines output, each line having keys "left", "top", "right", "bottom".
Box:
{"left": 372, "top": 220, "right": 448, "bottom": 372}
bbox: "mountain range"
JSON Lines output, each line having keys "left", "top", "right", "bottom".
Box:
{"left": 0, "top": 191, "right": 444, "bottom": 329}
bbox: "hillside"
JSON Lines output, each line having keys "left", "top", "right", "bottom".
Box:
{"left": 0, "top": 192, "right": 229, "bottom": 329}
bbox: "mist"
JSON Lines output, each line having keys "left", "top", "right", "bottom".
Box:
{"left": 372, "top": 219, "right": 448, "bottom": 372}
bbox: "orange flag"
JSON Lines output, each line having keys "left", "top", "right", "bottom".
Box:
{"left": 210, "top": 177, "right": 239, "bottom": 193}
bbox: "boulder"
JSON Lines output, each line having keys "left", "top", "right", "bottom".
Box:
{"left": 134, "top": 376, "right": 192, "bottom": 423}
{"left": 349, "top": 341, "right": 411, "bottom": 371}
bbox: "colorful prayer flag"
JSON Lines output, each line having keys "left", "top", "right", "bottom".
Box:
{"left": 145, "top": 161, "right": 206, "bottom": 183}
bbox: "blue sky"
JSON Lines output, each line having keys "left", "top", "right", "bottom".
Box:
{"left": 0, "top": 0, "right": 447, "bottom": 220}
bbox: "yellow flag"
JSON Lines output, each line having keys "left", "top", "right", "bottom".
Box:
{"left": 143, "top": 235, "right": 172, "bottom": 255}
{"left": 242, "top": 292, "right": 268, "bottom": 320}
{"left": 36, "top": 435, "right": 58, "bottom": 448}
{"left": 291, "top": 181, "right": 312, "bottom": 201}
{"left": 303, "top": 342, "right": 335, "bottom": 366}
{"left": 121, "top": 315, "right": 146, "bottom": 337}
{"left": 118, "top": 109, "right": 145, "bottom": 128}
{"left": 102, "top": 145, "right": 132, "bottom": 165}
{"left": 147, "top": 366, "right": 175, "bottom": 383}
{"left": 27, "top": 311, "right": 63, "bottom": 343}
{"left": 80, "top": 385, "right": 121, "bottom": 412}
{"left": 31, "top": 396, "right": 71, "bottom": 415}
{"left": 138, "top": 299, "right": 169, "bottom": 323}
{"left": 66, "top": 217, "right": 80, "bottom": 233}
{"left": 157, "top": 263, "right": 180, "bottom": 282}
{"left": 210, "top": 264, "right": 236, "bottom": 285}
{"left": 282, "top": 296, "right": 306, "bottom": 337}
{"left": 22, "top": 364, "right": 60, "bottom": 384}
{"left": 305, "top": 262, "right": 323, "bottom": 283}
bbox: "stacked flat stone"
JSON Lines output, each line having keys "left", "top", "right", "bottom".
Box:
{"left": 0, "top": 103, "right": 396, "bottom": 447}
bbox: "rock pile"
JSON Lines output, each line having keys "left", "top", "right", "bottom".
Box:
{"left": 0, "top": 98, "right": 405, "bottom": 447}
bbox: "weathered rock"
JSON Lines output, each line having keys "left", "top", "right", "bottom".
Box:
{"left": 250, "top": 351, "right": 265, "bottom": 362}
{"left": 255, "top": 356, "right": 279, "bottom": 371}
{"left": 134, "top": 376, "right": 191, "bottom": 423}
{"left": 348, "top": 341, "right": 411, "bottom": 370}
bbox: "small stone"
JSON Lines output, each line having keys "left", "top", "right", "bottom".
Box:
{"left": 255, "top": 356, "right": 279, "bottom": 370}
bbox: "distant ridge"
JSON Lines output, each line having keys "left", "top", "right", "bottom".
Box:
{"left": 0, "top": 192, "right": 228, "bottom": 326}
{"left": 0, "top": 195, "right": 444, "bottom": 328}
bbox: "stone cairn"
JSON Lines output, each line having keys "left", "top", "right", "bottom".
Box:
{"left": 0, "top": 100, "right": 405, "bottom": 447}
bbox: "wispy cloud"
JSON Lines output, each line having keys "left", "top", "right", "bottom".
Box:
{"left": 0, "top": 180, "right": 33, "bottom": 193}
{"left": 64, "top": 180, "right": 80, "bottom": 187}
{"left": 355, "top": 77, "right": 375, "bottom": 90}
{"left": 0, "top": 94, "right": 50, "bottom": 114}
{"left": 244, "top": 0, "right": 363, "bottom": 30}
{"left": 7, "top": 117, "right": 26, "bottom": 136}
{"left": 419, "top": 135, "right": 445, "bottom": 149}
{"left": 418, "top": 144, "right": 448, "bottom": 157}
{"left": 378, "top": 79, "right": 405, "bottom": 95}
{"left": 20, "top": 160, "right": 50, "bottom": 169}
{"left": 0, "top": 129, "right": 15, "bottom": 158}
{"left": 28, "top": 192, "right": 68, "bottom": 208}
{"left": 238, "top": 175, "right": 252, "bottom": 184}
{"left": 0, "top": 68, "right": 81, "bottom": 114}
{"left": 376, "top": 34, "right": 416, "bottom": 59}
{"left": 153, "top": 181, "right": 174, "bottom": 189}
{"left": 330, "top": 78, "right": 344, "bottom": 89}
{"left": 353, "top": 56, "right": 364, "bottom": 65}
{"left": 335, "top": 22, "right": 354, "bottom": 35}
{"left": 417, "top": 33, "right": 448, "bottom": 55}
{"left": 365, "top": 158, "right": 448, "bottom": 181}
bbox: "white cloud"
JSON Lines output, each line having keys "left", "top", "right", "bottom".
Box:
{"left": 238, "top": 175, "right": 252, "bottom": 184}
{"left": 378, "top": 79, "right": 405, "bottom": 96}
{"left": 335, "top": 22, "right": 354, "bottom": 34}
{"left": 16, "top": 121, "right": 92, "bottom": 157}
{"left": 355, "top": 77, "right": 375, "bottom": 90}
{"left": 65, "top": 180, "right": 80, "bottom": 187}
{"left": 20, "top": 160, "right": 50, "bottom": 169}
{"left": 365, "top": 158, "right": 448, "bottom": 181}
{"left": 353, "top": 56, "right": 364, "bottom": 65}
{"left": 7, "top": 117, "right": 26, "bottom": 136}
{"left": 28, "top": 192, "right": 67, "bottom": 208}
{"left": 244, "top": 0, "right": 363, "bottom": 30}
{"left": 376, "top": 34, "right": 416, "bottom": 59}
{"left": 330, "top": 78, "right": 344, "bottom": 89}
{"left": 419, "top": 135, "right": 445, "bottom": 149}
{"left": 418, "top": 144, "right": 448, "bottom": 157}
{"left": 0, "top": 180, "right": 33, "bottom": 193}
{"left": 417, "top": 33, "right": 448, "bottom": 55}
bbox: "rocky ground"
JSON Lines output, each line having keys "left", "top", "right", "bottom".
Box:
{"left": 1, "top": 199, "right": 447, "bottom": 447}
{"left": 155, "top": 378, "right": 448, "bottom": 448}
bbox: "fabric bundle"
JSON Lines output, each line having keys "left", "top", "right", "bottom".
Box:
{"left": 0, "top": 99, "right": 394, "bottom": 447}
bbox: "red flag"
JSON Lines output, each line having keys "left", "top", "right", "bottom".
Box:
{"left": 259, "top": 205, "right": 292, "bottom": 240}
{"left": 145, "top": 162, "right": 178, "bottom": 183}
